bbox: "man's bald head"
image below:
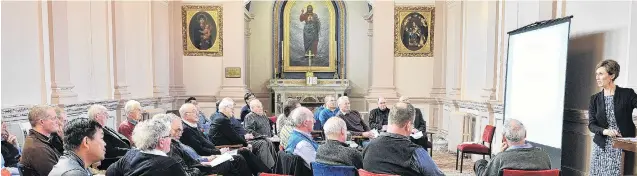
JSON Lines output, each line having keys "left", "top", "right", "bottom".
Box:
{"left": 377, "top": 97, "right": 387, "bottom": 110}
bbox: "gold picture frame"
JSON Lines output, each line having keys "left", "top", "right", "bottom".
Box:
{"left": 394, "top": 6, "right": 434, "bottom": 57}
{"left": 182, "top": 5, "right": 223, "bottom": 56}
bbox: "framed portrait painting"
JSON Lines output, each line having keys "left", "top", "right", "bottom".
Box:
{"left": 394, "top": 6, "right": 434, "bottom": 57}
{"left": 182, "top": 5, "right": 223, "bottom": 56}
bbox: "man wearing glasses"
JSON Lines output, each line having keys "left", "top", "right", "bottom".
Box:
{"left": 88, "top": 104, "right": 132, "bottom": 170}
{"left": 19, "top": 105, "right": 62, "bottom": 176}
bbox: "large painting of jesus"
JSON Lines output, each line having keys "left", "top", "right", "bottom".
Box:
{"left": 283, "top": 1, "right": 336, "bottom": 72}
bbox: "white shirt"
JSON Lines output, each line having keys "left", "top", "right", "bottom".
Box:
{"left": 141, "top": 149, "right": 167, "bottom": 157}
{"left": 292, "top": 129, "right": 317, "bottom": 167}
{"left": 182, "top": 119, "right": 198, "bottom": 128}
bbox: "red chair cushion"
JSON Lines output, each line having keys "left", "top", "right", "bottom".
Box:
{"left": 501, "top": 169, "right": 560, "bottom": 176}
{"left": 269, "top": 116, "right": 277, "bottom": 123}
{"left": 357, "top": 169, "right": 399, "bottom": 176}
{"left": 457, "top": 143, "right": 490, "bottom": 154}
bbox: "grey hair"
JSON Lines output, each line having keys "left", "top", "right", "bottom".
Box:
{"left": 337, "top": 96, "right": 349, "bottom": 106}
{"left": 503, "top": 118, "right": 526, "bottom": 143}
{"left": 132, "top": 119, "right": 170, "bottom": 151}
{"left": 323, "top": 117, "right": 346, "bottom": 138}
{"left": 219, "top": 98, "right": 234, "bottom": 111}
{"left": 388, "top": 102, "right": 415, "bottom": 127}
{"left": 28, "top": 105, "right": 54, "bottom": 127}
{"left": 290, "top": 107, "right": 313, "bottom": 127}
{"left": 124, "top": 100, "right": 141, "bottom": 115}
{"left": 152, "top": 113, "right": 180, "bottom": 125}
{"left": 179, "top": 103, "right": 195, "bottom": 117}
{"left": 87, "top": 104, "right": 108, "bottom": 120}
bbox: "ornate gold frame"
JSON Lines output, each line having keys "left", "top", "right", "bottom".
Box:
{"left": 282, "top": 1, "right": 336, "bottom": 72}
{"left": 182, "top": 5, "right": 223, "bottom": 56}
{"left": 394, "top": 6, "right": 435, "bottom": 57}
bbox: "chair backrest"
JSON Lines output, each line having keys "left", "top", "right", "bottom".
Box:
{"left": 259, "top": 173, "right": 291, "bottom": 176}
{"left": 482, "top": 125, "right": 496, "bottom": 143}
{"left": 311, "top": 162, "right": 356, "bottom": 176}
{"left": 500, "top": 169, "right": 560, "bottom": 176}
{"left": 357, "top": 169, "right": 399, "bottom": 176}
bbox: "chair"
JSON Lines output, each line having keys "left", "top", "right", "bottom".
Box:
{"left": 500, "top": 169, "right": 560, "bottom": 176}
{"left": 311, "top": 162, "right": 356, "bottom": 176}
{"left": 259, "top": 173, "right": 291, "bottom": 176}
{"left": 456, "top": 125, "right": 496, "bottom": 173}
{"left": 357, "top": 169, "right": 399, "bottom": 176}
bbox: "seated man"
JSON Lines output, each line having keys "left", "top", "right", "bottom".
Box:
{"left": 179, "top": 103, "right": 270, "bottom": 175}
{"left": 185, "top": 97, "right": 212, "bottom": 135}
{"left": 88, "top": 105, "right": 132, "bottom": 170}
{"left": 117, "top": 100, "right": 143, "bottom": 143}
{"left": 49, "top": 118, "right": 106, "bottom": 176}
{"left": 316, "top": 117, "right": 363, "bottom": 169}
{"left": 155, "top": 113, "right": 252, "bottom": 176}
{"left": 399, "top": 97, "right": 430, "bottom": 149}
{"left": 474, "top": 119, "right": 551, "bottom": 176}
{"left": 2, "top": 123, "right": 21, "bottom": 176}
{"left": 317, "top": 96, "right": 339, "bottom": 127}
{"left": 106, "top": 119, "right": 188, "bottom": 175}
{"left": 336, "top": 96, "right": 376, "bottom": 140}
{"left": 285, "top": 107, "right": 319, "bottom": 167}
{"left": 20, "top": 105, "right": 62, "bottom": 176}
{"left": 368, "top": 97, "right": 390, "bottom": 131}
{"left": 363, "top": 102, "right": 444, "bottom": 176}
{"left": 244, "top": 99, "right": 277, "bottom": 168}
{"left": 211, "top": 98, "right": 248, "bottom": 137}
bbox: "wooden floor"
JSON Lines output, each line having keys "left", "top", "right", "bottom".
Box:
{"left": 432, "top": 151, "right": 476, "bottom": 176}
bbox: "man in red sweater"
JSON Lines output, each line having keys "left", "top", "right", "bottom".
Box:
{"left": 118, "top": 100, "right": 143, "bottom": 145}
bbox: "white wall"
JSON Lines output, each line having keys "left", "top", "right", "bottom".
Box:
{"left": 119, "top": 2, "right": 153, "bottom": 99}
{"left": 1, "top": 1, "right": 47, "bottom": 106}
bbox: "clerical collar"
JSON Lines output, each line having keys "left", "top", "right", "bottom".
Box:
{"left": 182, "top": 119, "right": 197, "bottom": 128}
{"left": 128, "top": 119, "right": 138, "bottom": 126}
{"left": 141, "top": 149, "right": 167, "bottom": 157}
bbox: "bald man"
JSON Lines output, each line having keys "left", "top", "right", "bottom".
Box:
{"left": 369, "top": 97, "right": 390, "bottom": 130}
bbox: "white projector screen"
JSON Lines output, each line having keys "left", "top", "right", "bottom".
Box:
{"left": 504, "top": 17, "right": 572, "bottom": 169}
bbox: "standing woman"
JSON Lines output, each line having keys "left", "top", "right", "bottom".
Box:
{"left": 588, "top": 59, "right": 637, "bottom": 176}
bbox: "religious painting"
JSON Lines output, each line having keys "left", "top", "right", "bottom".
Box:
{"left": 282, "top": 1, "right": 337, "bottom": 72}
{"left": 182, "top": 5, "right": 223, "bottom": 56}
{"left": 394, "top": 6, "right": 434, "bottom": 57}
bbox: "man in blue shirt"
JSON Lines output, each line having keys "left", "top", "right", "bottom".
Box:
{"left": 363, "top": 102, "right": 444, "bottom": 176}
{"left": 313, "top": 95, "right": 337, "bottom": 130}
{"left": 317, "top": 96, "right": 339, "bottom": 127}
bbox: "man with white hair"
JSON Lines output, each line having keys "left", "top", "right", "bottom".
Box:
{"left": 118, "top": 100, "right": 144, "bottom": 143}
{"left": 363, "top": 102, "right": 443, "bottom": 176}
{"left": 285, "top": 107, "right": 319, "bottom": 166}
{"left": 20, "top": 105, "right": 62, "bottom": 176}
{"left": 336, "top": 96, "right": 374, "bottom": 138}
{"left": 106, "top": 118, "right": 187, "bottom": 175}
{"left": 88, "top": 104, "right": 131, "bottom": 170}
{"left": 243, "top": 99, "right": 278, "bottom": 168}
{"left": 474, "top": 119, "right": 551, "bottom": 176}
{"left": 316, "top": 117, "right": 363, "bottom": 169}
{"left": 317, "top": 95, "right": 339, "bottom": 127}
{"left": 209, "top": 98, "right": 249, "bottom": 146}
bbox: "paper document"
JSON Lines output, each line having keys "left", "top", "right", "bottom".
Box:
{"left": 411, "top": 131, "right": 423, "bottom": 139}
{"left": 203, "top": 153, "right": 234, "bottom": 167}
{"left": 618, "top": 137, "right": 637, "bottom": 142}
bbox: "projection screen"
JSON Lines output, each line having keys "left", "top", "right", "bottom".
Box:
{"left": 503, "top": 16, "right": 572, "bottom": 169}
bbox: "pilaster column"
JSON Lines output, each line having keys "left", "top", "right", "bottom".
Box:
{"left": 365, "top": 0, "right": 398, "bottom": 107}
{"left": 244, "top": 10, "right": 254, "bottom": 92}
{"left": 480, "top": 1, "right": 498, "bottom": 101}
{"left": 168, "top": 1, "right": 186, "bottom": 99}
{"left": 428, "top": 1, "right": 447, "bottom": 132}
{"left": 151, "top": 1, "right": 170, "bottom": 97}
{"left": 218, "top": 1, "right": 248, "bottom": 102}
{"left": 446, "top": 1, "right": 462, "bottom": 99}
{"left": 47, "top": 1, "right": 78, "bottom": 104}
{"left": 111, "top": 1, "right": 131, "bottom": 99}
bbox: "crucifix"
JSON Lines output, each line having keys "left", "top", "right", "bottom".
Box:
{"left": 305, "top": 50, "right": 317, "bottom": 85}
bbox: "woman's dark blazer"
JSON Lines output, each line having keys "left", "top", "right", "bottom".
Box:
{"left": 588, "top": 85, "right": 637, "bottom": 148}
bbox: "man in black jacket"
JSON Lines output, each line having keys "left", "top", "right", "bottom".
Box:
{"left": 88, "top": 104, "right": 132, "bottom": 170}
{"left": 399, "top": 96, "right": 430, "bottom": 149}
{"left": 179, "top": 103, "right": 270, "bottom": 174}
{"left": 369, "top": 97, "right": 390, "bottom": 131}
